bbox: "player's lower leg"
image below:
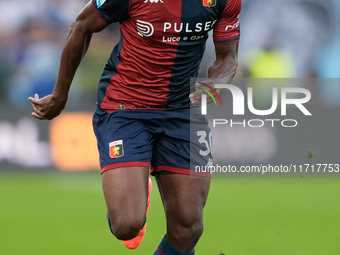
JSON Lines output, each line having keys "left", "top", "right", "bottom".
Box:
{"left": 153, "top": 234, "right": 195, "bottom": 255}
{"left": 106, "top": 176, "right": 152, "bottom": 249}
{"left": 122, "top": 176, "right": 152, "bottom": 249}
{"left": 153, "top": 173, "right": 210, "bottom": 254}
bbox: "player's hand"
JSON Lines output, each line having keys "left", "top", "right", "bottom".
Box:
{"left": 28, "top": 94, "right": 66, "bottom": 120}
{"left": 189, "top": 81, "right": 217, "bottom": 105}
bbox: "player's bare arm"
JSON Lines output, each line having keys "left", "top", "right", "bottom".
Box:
{"left": 28, "top": 1, "right": 108, "bottom": 120}
{"left": 208, "top": 42, "right": 239, "bottom": 82}
{"left": 189, "top": 42, "right": 239, "bottom": 105}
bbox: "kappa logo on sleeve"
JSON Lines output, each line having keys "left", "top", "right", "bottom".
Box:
{"left": 109, "top": 140, "right": 124, "bottom": 158}
{"left": 97, "top": 0, "right": 107, "bottom": 8}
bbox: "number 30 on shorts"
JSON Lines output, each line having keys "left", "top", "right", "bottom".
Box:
{"left": 197, "top": 130, "right": 212, "bottom": 156}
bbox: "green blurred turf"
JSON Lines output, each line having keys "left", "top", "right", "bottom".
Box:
{"left": 0, "top": 171, "right": 339, "bottom": 255}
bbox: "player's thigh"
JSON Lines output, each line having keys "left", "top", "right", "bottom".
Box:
{"left": 102, "top": 166, "right": 150, "bottom": 223}
{"left": 155, "top": 173, "right": 211, "bottom": 226}
{"left": 151, "top": 111, "right": 212, "bottom": 176}
{"left": 93, "top": 111, "right": 154, "bottom": 173}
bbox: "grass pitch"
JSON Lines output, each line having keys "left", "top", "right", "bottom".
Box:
{"left": 0, "top": 171, "right": 339, "bottom": 255}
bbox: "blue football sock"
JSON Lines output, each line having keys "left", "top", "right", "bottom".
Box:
{"left": 153, "top": 235, "right": 195, "bottom": 255}
{"left": 106, "top": 212, "right": 114, "bottom": 235}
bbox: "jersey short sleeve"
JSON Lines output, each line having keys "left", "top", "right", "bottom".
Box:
{"left": 213, "top": 0, "right": 241, "bottom": 44}
{"left": 92, "top": 0, "right": 129, "bottom": 24}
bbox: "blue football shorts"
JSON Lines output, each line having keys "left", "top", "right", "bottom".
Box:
{"left": 92, "top": 109, "right": 212, "bottom": 177}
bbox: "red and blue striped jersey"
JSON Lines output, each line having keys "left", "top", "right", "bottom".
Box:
{"left": 92, "top": 0, "right": 241, "bottom": 112}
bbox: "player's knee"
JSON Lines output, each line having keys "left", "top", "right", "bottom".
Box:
{"left": 172, "top": 221, "right": 203, "bottom": 245}
{"left": 110, "top": 216, "right": 144, "bottom": 240}
{"left": 169, "top": 216, "right": 204, "bottom": 245}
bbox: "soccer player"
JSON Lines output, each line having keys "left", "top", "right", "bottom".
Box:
{"left": 29, "top": 0, "right": 241, "bottom": 254}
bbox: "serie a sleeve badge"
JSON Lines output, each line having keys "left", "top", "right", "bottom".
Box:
{"left": 203, "top": 0, "right": 216, "bottom": 7}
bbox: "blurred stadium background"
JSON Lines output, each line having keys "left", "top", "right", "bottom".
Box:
{"left": 0, "top": 0, "right": 340, "bottom": 254}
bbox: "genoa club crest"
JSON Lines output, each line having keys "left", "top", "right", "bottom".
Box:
{"left": 109, "top": 140, "right": 124, "bottom": 158}
{"left": 203, "top": 0, "right": 216, "bottom": 7}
